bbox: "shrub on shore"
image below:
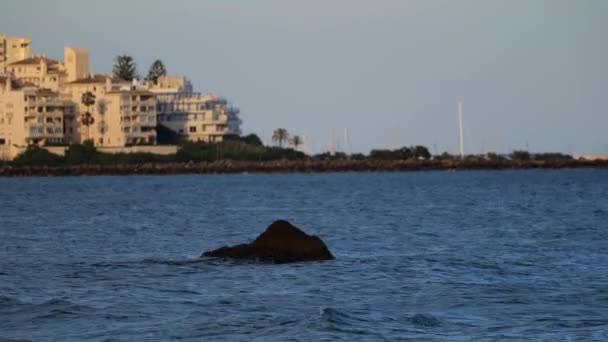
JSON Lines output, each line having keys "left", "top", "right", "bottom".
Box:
{"left": 6, "top": 138, "right": 582, "bottom": 170}
{"left": 12, "top": 146, "right": 65, "bottom": 166}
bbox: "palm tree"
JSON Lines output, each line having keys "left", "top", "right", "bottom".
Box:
{"left": 272, "top": 128, "right": 289, "bottom": 148}
{"left": 81, "top": 91, "right": 96, "bottom": 142}
{"left": 290, "top": 135, "right": 302, "bottom": 151}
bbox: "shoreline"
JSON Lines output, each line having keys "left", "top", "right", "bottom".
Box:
{"left": 1, "top": 159, "right": 607, "bottom": 177}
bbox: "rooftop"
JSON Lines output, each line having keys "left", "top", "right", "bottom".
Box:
{"left": 105, "top": 89, "right": 155, "bottom": 96}
{"left": 67, "top": 74, "right": 124, "bottom": 85}
{"left": 8, "top": 56, "right": 60, "bottom": 66}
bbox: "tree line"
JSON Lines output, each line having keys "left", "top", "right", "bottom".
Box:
{"left": 112, "top": 55, "right": 167, "bottom": 84}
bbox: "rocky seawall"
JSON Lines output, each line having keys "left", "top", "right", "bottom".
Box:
{"left": 0, "top": 159, "right": 607, "bottom": 177}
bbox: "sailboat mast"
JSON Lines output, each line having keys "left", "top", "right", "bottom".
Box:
{"left": 458, "top": 101, "right": 464, "bottom": 158}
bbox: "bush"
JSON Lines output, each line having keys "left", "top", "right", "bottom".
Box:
{"left": 413, "top": 145, "right": 431, "bottom": 159}
{"left": 313, "top": 152, "right": 348, "bottom": 161}
{"left": 369, "top": 147, "right": 414, "bottom": 160}
{"left": 510, "top": 150, "right": 531, "bottom": 161}
{"left": 65, "top": 141, "right": 99, "bottom": 164}
{"left": 156, "top": 124, "right": 183, "bottom": 145}
{"left": 486, "top": 152, "right": 505, "bottom": 161}
{"left": 13, "top": 146, "right": 64, "bottom": 166}
{"left": 176, "top": 140, "right": 307, "bottom": 163}
{"left": 533, "top": 153, "right": 573, "bottom": 161}
{"left": 433, "top": 152, "right": 457, "bottom": 161}
{"left": 224, "top": 134, "right": 263, "bottom": 146}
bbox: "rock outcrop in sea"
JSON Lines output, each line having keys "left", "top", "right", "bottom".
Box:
{"left": 202, "top": 220, "right": 334, "bottom": 263}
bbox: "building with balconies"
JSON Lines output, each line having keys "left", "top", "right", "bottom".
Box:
{"left": 0, "top": 33, "right": 243, "bottom": 159}
{"left": 64, "top": 74, "right": 130, "bottom": 145}
{"left": 105, "top": 90, "right": 157, "bottom": 146}
{"left": 0, "top": 78, "right": 77, "bottom": 159}
{"left": 156, "top": 92, "right": 241, "bottom": 142}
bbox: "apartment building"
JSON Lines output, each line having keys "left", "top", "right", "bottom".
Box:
{"left": 0, "top": 34, "right": 32, "bottom": 72}
{"left": 64, "top": 74, "right": 129, "bottom": 145}
{"left": 0, "top": 33, "right": 242, "bottom": 159}
{"left": 156, "top": 92, "right": 241, "bottom": 142}
{"left": 105, "top": 89, "right": 157, "bottom": 146}
{"left": 4, "top": 47, "right": 90, "bottom": 91}
{"left": 0, "top": 78, "right": 77, "bottom": 159}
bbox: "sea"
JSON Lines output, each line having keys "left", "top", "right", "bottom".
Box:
{"left": 1, "top": 170, "right": 607, "bottom": 341}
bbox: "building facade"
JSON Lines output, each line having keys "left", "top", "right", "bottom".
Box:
{"left": 0, "top": 33, "right": 242, "bottom": 160}
{"left": 0, "top": 78, "right": 78, "bottom": 159}
{"left": 0, "top": 34, "right": 32, "bottom": 72}
{"left": 156, "top": 92, "right": 241, "bottom": 142}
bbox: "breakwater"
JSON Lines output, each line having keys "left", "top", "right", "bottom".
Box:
{"left": 1, "top": 159, "right": 607, "bottom": 177}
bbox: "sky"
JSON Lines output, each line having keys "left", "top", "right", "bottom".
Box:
{"left": 2, "top": 0, "right": 607, "bottom": 154}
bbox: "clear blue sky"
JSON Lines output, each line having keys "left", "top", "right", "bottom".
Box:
{"left": 3, "top": 0, "right": 607, "bottom": 154}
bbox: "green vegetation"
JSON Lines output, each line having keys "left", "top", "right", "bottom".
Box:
{"left": 8, "top": 138, "right": 307, "bottom": 167}
{"left": 155, "top": 124, "right": 183, "bottom": 145}
{"left": 369, "top": 145, "right": 431, "bottom": 160}
{"left": 533, "top": 153, "right": 573, "bottom": 161}
{"left": 224, "top": 134, "right": 263, "bottom": 146}
{"left": 12, "top": 146, "right": 65, "bottom": 166}
{"left": 146, "top": 59, "right": 167, "bottom": 84}
{"left": 5, "top": 137, "right": 582, "bottom": 172}
{"left": 272, "top": 128, "right": 289, "bottom": 148}
{"left": 290, "top": 135, "right": 302, "bottom": 150}
{"left": 112, "top": 55, "right": 138, "bottom": 81}
{"left": 177, "top": 140, "right": 306, "bottom": 162}
{"left": 510, "top": 150, "right": 531, "bottom": 161}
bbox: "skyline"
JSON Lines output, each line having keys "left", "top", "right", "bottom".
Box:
{"left": 2, "top": 0, "right": 607, "bottom": 154}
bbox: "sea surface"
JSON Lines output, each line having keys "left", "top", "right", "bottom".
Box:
{"left": 1, "top": 170, "right": 607, "bottom": 341}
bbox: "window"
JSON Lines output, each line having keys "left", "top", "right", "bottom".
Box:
{"left": 46, "top": 117, "right": 53, "bottom": 123}
{"left": 38, "top": 117, "right": 44, "bottom": 124}
{"left": 140, "top": 106, "right": 147, "bottom": 112}
{"left": 189, "top": 126, "right": 196, "bottom": 133}
{"left": 0, "top": 139, "right": 5, "bottom": 145}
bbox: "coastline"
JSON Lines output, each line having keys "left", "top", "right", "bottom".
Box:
{"left": 1, "top": 159, "right": 607, "bottom": 177}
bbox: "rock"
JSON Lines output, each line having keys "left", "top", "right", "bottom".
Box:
{"left": 202, "top": 220, "right": 334, "bottom": 263}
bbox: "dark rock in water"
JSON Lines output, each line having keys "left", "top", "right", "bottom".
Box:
{"left": 202, "top": 220, "right": 334, "bottom": 263}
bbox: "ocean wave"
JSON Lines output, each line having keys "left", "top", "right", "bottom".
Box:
{"left": 0, "top": 296, "right": 21, "bottom": 310}
{"left": 1, "top": 298, "right": 96, "bottom": 321}
{"left": 410, "top": 313, "right": 441, "bottom": 327}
